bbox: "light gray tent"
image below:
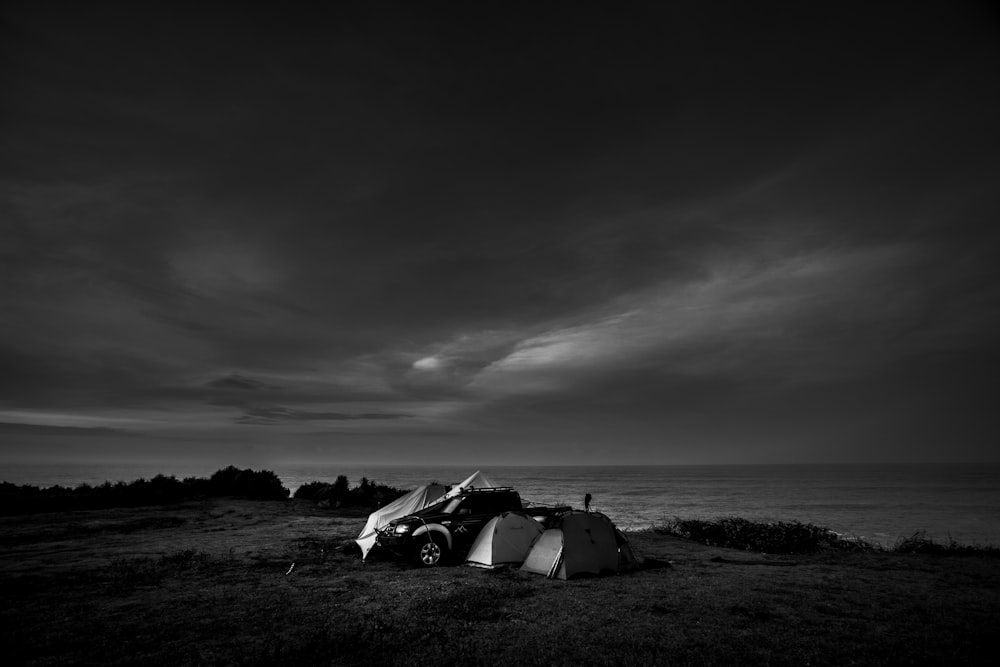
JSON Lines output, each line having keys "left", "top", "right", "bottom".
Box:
{"left": 465, "top": 512, "right": 544, "bottom": 569}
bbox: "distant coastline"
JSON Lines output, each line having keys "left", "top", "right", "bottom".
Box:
{"left": 3, "top": 461, "right": 1000, "bottom": 548}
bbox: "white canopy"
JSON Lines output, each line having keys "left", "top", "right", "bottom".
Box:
{"left": 355, "top": 483, "right": 447, "bottom": 559}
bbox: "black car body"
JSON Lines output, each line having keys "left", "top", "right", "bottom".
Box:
{"left": 375, "top": 487, "right": 532, "bottom": 566}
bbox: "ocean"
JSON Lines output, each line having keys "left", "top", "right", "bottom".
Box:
{"left": 3, "top": 462, "right": 999, "bottom": 547}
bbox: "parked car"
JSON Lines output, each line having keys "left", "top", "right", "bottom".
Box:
{"left": 375, "top": 487, "right": 567, "bottom": 566}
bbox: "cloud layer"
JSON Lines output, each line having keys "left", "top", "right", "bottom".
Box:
{"left": 2, "top": 3, "right": 999, "bottom": 464}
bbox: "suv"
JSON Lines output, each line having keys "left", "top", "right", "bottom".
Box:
{"left": 375, "top": 488, "right": 524, "bottom": 566}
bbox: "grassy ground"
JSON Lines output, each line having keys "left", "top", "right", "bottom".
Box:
{"left": 2, "top": 499, "right": 998, "bottom": 666}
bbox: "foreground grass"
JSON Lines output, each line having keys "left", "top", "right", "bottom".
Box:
{"left": 2, "top": 500, "right": 999, "bottom": 666}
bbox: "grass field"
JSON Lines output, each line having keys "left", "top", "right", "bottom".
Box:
{"left": 2, "top": 498, "right": 998, "bottom": 665}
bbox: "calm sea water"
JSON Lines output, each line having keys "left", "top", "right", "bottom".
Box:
{"left": 3, "top": 462, "right": 999, "bottom": 547}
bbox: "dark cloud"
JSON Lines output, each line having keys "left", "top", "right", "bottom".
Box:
{"left": 236, "top": 406, "right": 412, "bottom": 426}
{"left": 205, "top": 375, "right": 277, "bottom": 392}
{"left": 1, "top": 2, "right": 998, "bottom": 463}
{"left": 0, "top": 422, "right": 129, "bottom": 437}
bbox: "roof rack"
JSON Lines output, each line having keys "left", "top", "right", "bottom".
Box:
{"left": 455, "top": 486, "right": 516, "bottom": 494}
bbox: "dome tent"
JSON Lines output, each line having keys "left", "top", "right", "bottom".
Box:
{"left": 521, "top": 511, "right": 637, "bottom": 579}
{"left": 465, "top": 511, "right": 544, "bottom": 569}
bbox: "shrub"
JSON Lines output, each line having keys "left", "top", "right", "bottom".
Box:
{"left": 654, "top": 517, "right": 879, "bottom": 554}
{"left": 0, "top": 466, "right": 290, "bottom": 515}
{"left": 292, "top": 476, "right": 406, "bottom": 509}
{"left": 893, "top": 531, "right": 1000, "bottom": 556}
{"left": 208, "top": 466, "right": 289, "bottom": 500}
{"left": 293, "top": 481, "right": 332, "bottom": 502}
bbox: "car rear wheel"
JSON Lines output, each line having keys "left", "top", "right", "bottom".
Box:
{"left": 415, "top": 535, "right": 447, "bottom": 567}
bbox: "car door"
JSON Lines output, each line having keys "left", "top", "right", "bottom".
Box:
{"left": 449, "top": 495, "right": 495, "bottom": 550}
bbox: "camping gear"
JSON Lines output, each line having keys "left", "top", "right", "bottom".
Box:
{"left": 465, "top": 512, "right": 544, "bottom": 568}
{"left": 522, "top": 511, "right": 636, "bottom": 579}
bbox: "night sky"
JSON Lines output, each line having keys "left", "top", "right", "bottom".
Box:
{"left": 2, "top": 2, "right": 999, "bottom": 467}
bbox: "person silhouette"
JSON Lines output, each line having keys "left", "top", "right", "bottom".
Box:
{"left": 584, "top": 493, "right": 592, "bottom": 512}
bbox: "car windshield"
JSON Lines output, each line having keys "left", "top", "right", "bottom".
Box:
{"left": 408, "top": 496, "right": 465, "bottom": 517}
{"left": 410, "top": 497, "right": 455, "bottom": 517}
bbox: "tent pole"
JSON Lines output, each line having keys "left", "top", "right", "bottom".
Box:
{"left": 547, "top": 547, "right": 564, "bottom": 579}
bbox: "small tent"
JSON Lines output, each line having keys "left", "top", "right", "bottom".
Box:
{"left": 616, "top": 528, "right": 641, "bottom": 572}
{"left": 355, "top": 483, "right": 448, "bottom": 559}
{"left": 521, "top": 511, "right": 632, "bottom": 579}
{"left": 465, "top": 512, "right": 544, "bottom": 569}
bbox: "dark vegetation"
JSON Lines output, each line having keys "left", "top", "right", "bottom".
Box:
{"left": 893, "top": 530, "right": 1000, "bottom": 556}
{"left": 293, "top": 475, "right": 406, "bottom": 508}
{"left": 655, "top": 517, "right": 1000, "bottom": 556}
{"left": 0, "top": 466, "right": 288, "bottom": 515}
{"left": 0, "top": 467, "right": 408, "bottom": 517}
{"left": 655, "top": 517, "right": 875, "bottom": 554}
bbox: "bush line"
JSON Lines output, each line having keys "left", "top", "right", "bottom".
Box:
{"left": 0, "top": 466, "right": 409, "bottom": 516}
{"left": 0, "top": 466, "right": 288, "bottom": 515}
{"left": 292, "top": 475, "right": 406, "bottom": 509}
{"left": 653, "top": 517, "right": 1000, "bottom": 555}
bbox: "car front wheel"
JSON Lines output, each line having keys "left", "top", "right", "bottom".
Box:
{"left": 415, "top": 535, "right": 447, "bottom": 567}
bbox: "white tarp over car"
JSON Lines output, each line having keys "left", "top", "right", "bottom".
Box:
{"left": 355, "top": 483, "right": 448, "bottom": 559}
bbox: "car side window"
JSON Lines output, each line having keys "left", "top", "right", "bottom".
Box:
{"left": 480, "top": 495, "right": 500, "bottom": 514}
{"left": 474, "top": 493, "right": 506, "bottom": 515}
{"left": 452, "top": 492, "right": 516, "bottom": 516}
{"left": 464, "top": 494, "right": 490, "bottom": 514}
